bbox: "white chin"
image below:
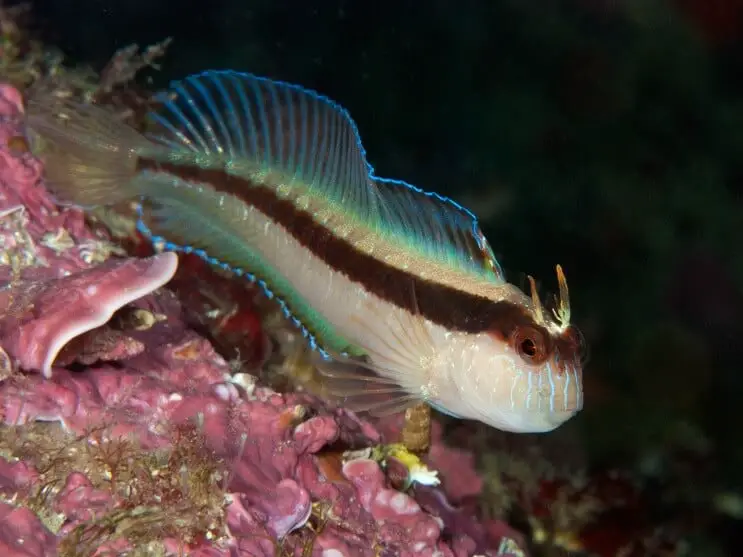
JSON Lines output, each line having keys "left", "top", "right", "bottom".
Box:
{"left": 483, "top": 411, "right": 576, "bottom": 433}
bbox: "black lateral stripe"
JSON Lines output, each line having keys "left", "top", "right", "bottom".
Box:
{"left": 137, "top": 159, "right": 532, "bottom": 335}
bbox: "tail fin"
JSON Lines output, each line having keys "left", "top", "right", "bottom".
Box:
{"left": 25, "top": 92, "right": 153, "bottom": 208}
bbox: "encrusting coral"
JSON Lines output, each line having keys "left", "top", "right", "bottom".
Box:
{"left": 0, "top": 76, "right": 527, "bottom": 556}
{"left": 0, "top": 251, "right": 178, "bottom": 378}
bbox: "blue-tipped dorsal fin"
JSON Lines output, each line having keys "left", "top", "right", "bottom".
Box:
{"left": 145, "top": 69, "right": 383, "bottom": 223}
{"left": 145, "top": 69, "right": 503, "bottom": 283}
{"left": 371, "top": 177, "right": 504, "bottom": 282}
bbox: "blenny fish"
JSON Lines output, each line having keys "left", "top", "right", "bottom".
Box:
{"left": 25, "top": 70, "right": 585, "bottom": 433}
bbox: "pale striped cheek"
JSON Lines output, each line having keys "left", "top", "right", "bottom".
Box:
{"left": 513, "top": 360, "right": 584, "bottom": 415}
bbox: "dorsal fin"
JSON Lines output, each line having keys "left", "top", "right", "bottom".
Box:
{"left": 144, "top": 70, "right": 504, "bottom": 283}
{"left": 372, "top": 177, "right": 505, "bottom": 282}
{"left": 144, "top": 69, "right": 383, "bottom": 223}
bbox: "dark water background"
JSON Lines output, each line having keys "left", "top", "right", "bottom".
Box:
{"left": 15, "top": 0, "right": 743, "bottom": 553}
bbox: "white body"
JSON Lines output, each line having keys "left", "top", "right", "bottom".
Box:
{"left": 230, "top": 192, "right": 583, "bottom": 433}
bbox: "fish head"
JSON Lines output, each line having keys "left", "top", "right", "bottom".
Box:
{"left": 443, "top": 265, "right": 585, "bottom": 433}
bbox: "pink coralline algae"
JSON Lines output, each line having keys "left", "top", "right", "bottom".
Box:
{"left": 0, "top": 82, "right": 525, "bottom": 556}
{"left": 0, "top": 252, "right": 178, "bottom": 377}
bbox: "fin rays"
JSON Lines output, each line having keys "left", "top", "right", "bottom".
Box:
{"left": 143, "top": 70, "right": 504, "bottom": 283}
{"left": 146, "top": 70, "right": 383, "bottom": 223}
{"left": 314, "top": 354, "right": 422, "bottom": 418}
{"left": 373, "top": 177, "right": 504, "bottom": 281}
{"left": 28, "top": 70, "right": 504, "bottom": 284}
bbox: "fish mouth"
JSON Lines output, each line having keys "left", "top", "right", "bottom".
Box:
{"left": 488, "top": 407, "right": 579, "bottom": 433}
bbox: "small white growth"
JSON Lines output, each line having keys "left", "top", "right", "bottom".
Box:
{"left": 229, "top": 372, "right": 257, "bottom": 398}
{"left": 84, "top": 284, "right": 98, "bottom": 296}
{"left": 321, "top": 550, "right": 346, "bottom": 557}
{"left": 409, "top": 465, "right": 440, "bottom": 487}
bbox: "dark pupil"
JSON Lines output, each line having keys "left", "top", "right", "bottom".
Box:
{"left": 521, "top": 338, "right": 537, "bottom": 357}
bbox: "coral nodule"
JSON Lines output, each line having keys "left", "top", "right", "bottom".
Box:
{"left": 0, "top": 83, "right": 524, "bottom": 556}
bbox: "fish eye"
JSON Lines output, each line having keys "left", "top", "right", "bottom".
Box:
{"left": 510, "top": 326, "right": 549, "bottom": 365}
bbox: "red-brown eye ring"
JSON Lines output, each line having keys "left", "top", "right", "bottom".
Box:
{"left": 510, "top": 326, "right": 549, "bottom": 365}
